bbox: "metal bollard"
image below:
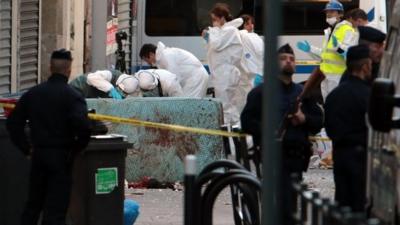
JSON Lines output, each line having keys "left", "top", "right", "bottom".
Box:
{"left": 290, "top": 174, "right": 303, "bottom": 224}
{"left": 322, "top": 199, "right": 339, "bottom": 225}
{"left": 321, "top": 198, "right": 330, "bottom": 225}
{"left": 365, "top": 218, "right": 380, "bottom": 225}
{"left": 184, "top": 155, "right": 197, "bottom": 225}
{"left": 338, "top": 207, "right": 352, "bottom": 225}
{"left": 312, "top": 196, "right": 323, "bottom": 225}
{"left": 343, "top": 212, "right": 366, "bottom": 225}
{"left": 330, "top": 204, "right": 345, "bottom": 225}
{"left": 301, "top": 186, "right": 310, "bottom": 224}
{"left": 301, "top": 190, "right": 314, "bottom": 225}
{"left": 307, "top": 191, "right": 319, "bottom": 225}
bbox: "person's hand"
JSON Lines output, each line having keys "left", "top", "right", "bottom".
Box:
{"left": 290, "top": 104, "right": 306, "bottom": 126}
{"left": 340, "top": 51, "right": 347, "bottom": 59}
{"left": 202, "top": 29, "right": 209, "bottom": 42}
{"left": 108, "top": 87, "right": 123, "bottom": 100}
{"left": 296, "top": 41, "right": 311, "bottom": 53}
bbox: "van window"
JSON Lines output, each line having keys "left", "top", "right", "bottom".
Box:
{"left": 145, "top": 0, "right": 243, "bottom": 36}
{"left": 145, "top": 0, "right": 199, "bottom": 36}
{"left": 254, "top": 0, "right": 359, "bottom": 35}
{"left": 197, "top": 0, "right": 243, "bottom": 31}
{"left": 145, "top": 0, "right": 359, "bottom": 36}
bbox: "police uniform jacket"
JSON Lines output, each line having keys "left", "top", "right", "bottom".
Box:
{"left": 324, "top": 75, "right": 371, "bottom": 149}
{"left": 241, "top": 80, "right": 323, "bottom": 149}
{"left": 6, "top": 73, "right": 91, "bottom": 155}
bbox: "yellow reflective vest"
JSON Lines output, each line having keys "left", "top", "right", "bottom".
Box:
{"left": 320, "top": 20, "right": 358, "bottom": 77}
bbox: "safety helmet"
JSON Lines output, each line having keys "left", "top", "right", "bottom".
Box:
{"left": 136, "top": 70, "right": 158, "bottom": 91}
{"left": 116, "top": 74, "right": 139, "bottom": 94}
{"left": 324, "top": 0, "right": 344, "bottom": 12}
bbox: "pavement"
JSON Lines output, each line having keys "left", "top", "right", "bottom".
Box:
{"left": 126, "top": 168, "right": 334, "bottom": 225}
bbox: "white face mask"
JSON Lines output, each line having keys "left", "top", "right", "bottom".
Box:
{"left": 326, "top": 17, "right": 337, "bottom": 26}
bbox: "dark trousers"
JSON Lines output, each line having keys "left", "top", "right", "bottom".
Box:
{"left": 281, "top": 156, "right": 306, "bottom": 225}
{"left": 333, "top": 146, "right": 367, "bottom": 212}
{"left": 21, "top": 149, "right": 73, "bottom": 225}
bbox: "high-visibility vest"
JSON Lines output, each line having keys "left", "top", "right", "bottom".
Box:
{"left": 320, "top": 21, "right": 355, "bottom": 77}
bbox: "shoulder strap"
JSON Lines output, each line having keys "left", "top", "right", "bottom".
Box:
{"left": 157, "top": 78, "right": 163, "bottom": 97}
{"left": 110, "top": 73, "right": 119, "bottom": 86}
{"left": 150, "top": 70, "right": 164, "bottom": 97}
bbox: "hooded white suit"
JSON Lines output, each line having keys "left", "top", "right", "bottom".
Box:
{"left": 239, "top": 30, "right": 264, "bottom": 76}
{"left": 155, "top": 42, "right": 209, "bottom": 98}
{"left": 136, "top": 69, "right": 183, "bottom": 97}
{"left": 206, "top": 18, "right": 244, "bottom": 124}
{"left": 236, "top": 29, "right": 265, "bottom": 112}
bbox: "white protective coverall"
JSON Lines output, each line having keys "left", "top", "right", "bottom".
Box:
{"left": 238, "top": 29, "right": 264, "bottom": 107}
{"left": 206, "top": 18, "right": 244, "bottom": 124}
{"left": 239, "top": 30, "right": 264, "bottom": 77}
{"left": 136, "top": 69, "right": 184, "bottom": 97}
{"left": 86, "top": 70, "right": 141, "bottom": 97}
{"left": 155, "top": 42, "right": 209, "bottom": 98}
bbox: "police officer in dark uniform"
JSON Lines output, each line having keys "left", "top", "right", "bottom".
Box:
{"left": 6, "top": 49, "right": 91, "bottom": 225}
{"left": 340, "top": 26, "right": 386, "bottom": 83}
{"left": 241, "top": 44, "right": 323, "bottom": 225}
{"left": 325, "top": 45, "right": 373, "bottom": 212}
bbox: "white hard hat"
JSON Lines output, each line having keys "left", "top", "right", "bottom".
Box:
{"left": 116, "top": 74, "right": 139, "bottom": 94}
{"left": 136, "top": 70, "right": 158, "bottom": 90}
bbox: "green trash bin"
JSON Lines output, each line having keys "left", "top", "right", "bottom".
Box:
{"left": 69, "top": 135, "right": 132, "bottom": 225}
{"left": 0, "top": 116, "right": 30, "bottom": 225}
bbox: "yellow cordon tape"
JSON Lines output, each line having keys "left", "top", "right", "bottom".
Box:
{"left": 1, "top": 102, "right": 331, "bottom": 141}
{"left": 88, "top": 113, "right": 246, "bottom": 138}
{"left": 0, "top": 102, "right": 245, "bottom": 138}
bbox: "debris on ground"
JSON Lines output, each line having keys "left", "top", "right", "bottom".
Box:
{"left": 127, "top": 177, "right": 183, "bottom": 191}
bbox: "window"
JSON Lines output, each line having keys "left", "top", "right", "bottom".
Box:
{"left": 145, "top": 0, "right": 198, "bottom": 36}
{"left": 196, "top": 0, "right": 244, "bottom": 31}
{"left": 145, "top": 0, "right": 360, "bottom": 36}
{"left": 145, "top": 0, "right": 243, "bottom": 36}
{"left": 248, "top": 0, "right": 359, "bottom": 35}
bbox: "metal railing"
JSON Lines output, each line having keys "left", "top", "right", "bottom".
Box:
{"left": 290, "top": 174, "right": 381, "bottom": 225}
{"left": 184, "top": 125, "right": 382, "bottom": 225}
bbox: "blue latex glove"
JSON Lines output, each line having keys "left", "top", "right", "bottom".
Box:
{"left": 331, "top": 35, "right": 338, "bottom": 48}
{"left": 296, "top": 41, "right": 311, "bottom": 53}
{"left": 203, "top": 32, "right": 210, "bottom": 42}
{"left": 108, "top": 87, "right": 123, "bottom": 100}
{"left": 253, "top": 74, "right": 263, "bottom": 86}
{"left": 340, "top": 51, "right": 347, "bottom": 59}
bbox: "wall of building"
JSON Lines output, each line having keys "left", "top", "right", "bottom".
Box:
{"left": 40, "top": 0, "right": 85, "bottom": 81}
{"left": 0, "top": 0, "right": 41, "bottom": 95}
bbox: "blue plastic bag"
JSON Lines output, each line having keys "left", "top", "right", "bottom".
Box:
{"left": 124, "top": 199, "right": 140, "bottom": 225}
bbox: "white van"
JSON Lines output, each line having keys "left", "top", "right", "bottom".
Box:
{"left": 129, "top": 0, "right": 388, "bottom": 81}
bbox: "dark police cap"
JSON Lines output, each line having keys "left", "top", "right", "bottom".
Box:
{"left": 278, "top": 43, "right": 294, "bottom": 55}
{"left": 359, "top": 26, "right": 386, "bottom": 43}
{"left": 347, "top": 44, "right": 370, "bottom": 63}
{"left": 51, "top": 48, "right": 72, "bottom": 61}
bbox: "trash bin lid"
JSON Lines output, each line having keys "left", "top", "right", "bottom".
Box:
{"left": 85, "top": 135, "right": 133, "bottom": 151}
